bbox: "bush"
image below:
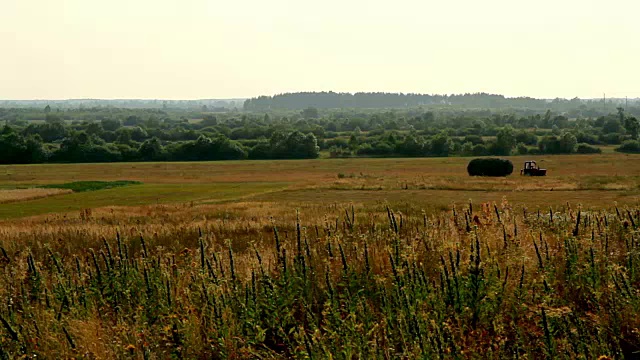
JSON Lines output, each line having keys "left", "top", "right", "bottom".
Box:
{"left": 516, "top": 143, "right": 528, "bottom": 155}
{"left": 515, "top": 131, "right": 538, "bottom": 145}
{"left": 575, "top": 131, "right": 599, "bottom": 145}
{"left": 599, "top": 133, "right": 624, "bottom": 145}
{"left": 463, "top": 135, "right": 485, "bottom": 145}
{"left": 538, "top": 132, "right": 577, "bottom": 154}
{"left": 168, "top": 135, "right": 247, "bottom": 161}
{"left": 325, "top": 138, "right": 348, "bottom": 149}
{"left": 467, "top": 158, "right": 514, "bottom": 177}
{"left": 576, "top": 143, "right": 601, "bottom": 154}
{"left": 471, "top": 144, "right": 489, "bottom": 156}
{"left": 356, "top": 142, "right": 394, "bottom": 156}
{"left": 615, "top": 140, "right": 640, "bottom": 153}
{"left": 248, "top": 142, "right": 272, "bottom": 160}
{"left": 328, "top": 146, "right": 351, "bottom": 158}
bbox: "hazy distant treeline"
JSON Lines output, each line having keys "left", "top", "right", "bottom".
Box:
{"left": 0, "top": 99, "right": 245, "bottom": 110}
{"left": 243, "top": 91, "right": 633, "bottom": 111}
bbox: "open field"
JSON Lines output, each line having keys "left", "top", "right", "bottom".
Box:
{"left": 1, "top": 154, "right": 640, "bottom": 358}
{"left": 1, "top": 188, "right": 639, "bottom": 358}
{"left": 0, "top": 182, "right": 288, "bottom": 219}
{"left": 0, "top": 153, "right": 639, "bottom": 220}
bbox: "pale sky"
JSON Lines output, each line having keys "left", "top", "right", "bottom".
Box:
{"left": 1, "top": 0, "right": 639, "bottom": 100}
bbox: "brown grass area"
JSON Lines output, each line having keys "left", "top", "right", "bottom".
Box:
{"left": 0, "top": 153, "right": 639, "bottom": 221}
{"left": 1, "top": 155, "right": 640, "bottom": 357}
{"left": 0, "top": 162, "right": 640, "bottom": 358}
{"left": 250, "top": 188, "right": 640, "bottom": 211}
{"left": 0, "top": 188, "right": 72, "bottom": 204}
{"left": 0, "top": 197, "right": 638, "bottom": 357}
{"left": 1, "top": 154, "right": 638, "bottom": 185}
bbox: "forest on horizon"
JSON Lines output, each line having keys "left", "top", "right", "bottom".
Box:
{"left": 2, "top": 92, "right": 637, "bottom": 112}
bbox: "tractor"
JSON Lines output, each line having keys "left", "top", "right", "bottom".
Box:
{"left": 520, "top": 160, "right": 547, "bottom": 176}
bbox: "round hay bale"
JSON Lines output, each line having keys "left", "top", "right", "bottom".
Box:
{"left": 467, "top": 158, "right": 513, "bottom": 177}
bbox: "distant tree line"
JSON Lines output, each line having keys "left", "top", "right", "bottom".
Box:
{"left": 0, "top": 105, "right": 638, "bottom": 164}
{"left": 0, "top": 99, "right": 243, "bottom": 110}
{"left": 243, "top": 91, "right": 639, "bottom": 114}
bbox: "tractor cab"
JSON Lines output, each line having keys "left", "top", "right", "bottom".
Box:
{"left": 520, "top": 160, "right": 547, "bottom": 176}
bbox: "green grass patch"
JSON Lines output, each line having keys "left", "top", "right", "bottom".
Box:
{"left": 39, "top": 180, "right": 142, "bottom": 192}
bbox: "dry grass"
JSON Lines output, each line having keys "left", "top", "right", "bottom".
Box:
{"left": 0, "top": 188, "right": 72, "bottom": 204}
{"left": 0, "top": 154, "right": 639, "bottom": 186}
{"left": 0, "top": 198, "right": 638, "bottom": 358}
{"left": 0, "top": 154, "right": 639, "bottom": 221}
{"left": 0, "top": 154, "right": 638, "bottom": 357}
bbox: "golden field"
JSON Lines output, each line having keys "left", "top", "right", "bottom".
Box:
{"left": 0, "top": 153, "right": 638, "bottom": 221}
{"left": 0, "top": 188, "right": 73, "bottom": 204}
{"left": 0, "top": 154, "right": 639, "bottom": 358}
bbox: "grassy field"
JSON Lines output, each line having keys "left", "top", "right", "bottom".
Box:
{"left": 0, "top": 182, "right": 288, "bottom": 219}
{"left": 0, "top": 153, "right": 639, "bottom": 220}
{"left": 0, "top": 154, "right": 640, "bottom": 358}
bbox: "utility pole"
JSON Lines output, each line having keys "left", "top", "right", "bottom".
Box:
{"left": 603, "top": 93, "right": 606, "bottom": 114}
{"left": 626, "top": 96, "right": 628, "bottom": 110}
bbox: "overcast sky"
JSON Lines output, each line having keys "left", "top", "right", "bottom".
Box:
{"left": 1, "top": 0, "right": 639, "bottom": 100}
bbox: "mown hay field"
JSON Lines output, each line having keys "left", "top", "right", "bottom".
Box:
{"left": 0, "top": 154, "right": 639, "bottom": 358}
{"left": 0, "top": 188, "right": 73, "bottom": 204}
{"left": 0, "top": 154, "right": 639, "bottom": 220}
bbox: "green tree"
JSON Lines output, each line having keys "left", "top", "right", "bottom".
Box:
{"left": 302, "top": 133, "right": 320, "bottom": 158}
{"left": 615, "top": 140, "right": 640, "bottom": 153}
{"left": 396, "top": 133, "right": 425, "bottom": 156}
{"left": 428, "top": 132, "right": 452, "bottom": 157}
{"left": 464, "top": 134, "right": 484, "bottom": 145}
{"left": 301, "top": 107, "right": 319, "bottom": 120}
{"left": 32, "top": 120, "right": 67, "bottom": 142}
{"left": 624, "top": 117, "right": 639, "bottom": 140}
{"left": 138, "top": 137, "right": 164, "bottom": 161}
{"left": 349, "top": 134, "right": 359, "bottom": 150}
{"left": 515, "top": 130, "right": 537, "bottom": 145}
{"left": 1, "top": 123, "right": 14, "bottom": 135}
{"left": 85, "top": 122, "right": 104, "bottom": 136}
{"left": 115, "top": 128, "right": 133, "bottom": 145}
{"left": 45, "top": 113, "right": 63, "bottom": 124}
{"left": 124, "top": 115, "right": 143, "bottom": 126}
{"left": 602, "top": 118, "right": 622, "bottom": 134}
{"left": 201, "top": 115, "right": 218, "bottom": 127}
{"left": 558, "top": 132, "right": 577, "bottom": 153}
{"left": 248, "top": 142, "right": 272, "bottom": 159}
{"left": 101, "top": 119, "right": 122, "bottom": 132}
{"left": 268, "top": 131, "right": 319, "bottom": 159}
{"left": 617, "top": 107, "right": 625, "bottom": 123}
{"left": 494, "top": 125, "right": 516, "bottom": 155}
{"left": 130, "top": 127, "right": 149, "bottom": 142}
{"left": 517, "top": 143, "right": 528, "bottom": 155}
{"left": 0, "top": 133, "right": 26, "bottom": 163}
{"left": 538, "top": 132, "right": 576, "bottom": 154}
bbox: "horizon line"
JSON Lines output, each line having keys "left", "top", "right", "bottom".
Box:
{"left": 0, "top": 91, "right": 637, "bottom": 102}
